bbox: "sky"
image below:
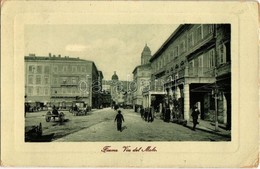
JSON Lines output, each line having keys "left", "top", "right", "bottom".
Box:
{"left": 25, "top": 24, "right": 179, "bottom": 80}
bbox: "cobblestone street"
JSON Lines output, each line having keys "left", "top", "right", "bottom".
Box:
{"left": 25, "top": 108, "right": 230, "bottom": 142}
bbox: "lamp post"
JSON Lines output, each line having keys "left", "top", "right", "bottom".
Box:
{"left": 212, "top": 87, "right": 219, "bottom": 131}
{"left": 213, "top": 24, "right": 219, "bottom": 132}
{"left": 86, "top": 74, "right": 91, "bottom": 109}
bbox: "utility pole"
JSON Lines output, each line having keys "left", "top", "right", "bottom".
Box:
{"left": 213, "top": 24, "right": 219, "bottom": 132}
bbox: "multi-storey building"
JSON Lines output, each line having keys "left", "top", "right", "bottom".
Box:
{"left": 24, "top": 53, "right": 102, "bottom": 109}
{"left": 132, "top": 44, "right": 152, "bottom": 110}
{"left": 146, "top": 24, "right": 231, "bottom": 128}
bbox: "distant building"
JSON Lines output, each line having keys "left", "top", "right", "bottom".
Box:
{"left": 24, "top": 53, "right": 102, "bottom": 109}
{"left": 102, "top": 71, "right": 132, "bottom": 105}
{"left": 132, "top": 44, "right": 152, "bottom": 110}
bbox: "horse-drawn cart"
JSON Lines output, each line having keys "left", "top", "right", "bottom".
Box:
{"left": 45, "top": 111, "right": 65, "bottom": 122}
{"left": 70, "top": 100, "right": 89, "bottom": 116}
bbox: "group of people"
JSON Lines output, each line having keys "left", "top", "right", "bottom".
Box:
{"left": 138, "top": 106, "right": 154, "bottom": 122}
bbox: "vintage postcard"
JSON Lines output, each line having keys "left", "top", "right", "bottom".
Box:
{"left": 1, "top": 0, "right": 259, "bottom": 167}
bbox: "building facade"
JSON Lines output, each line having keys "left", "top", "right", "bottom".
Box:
{"left": 25, "top": 53, "right": 101, "bottom": 109}
{"left": 102, "top": 71, "right": 133, "bottom": 106}
{"left": 147, "top": 24, "right": 231, "bottom": 128}
{"left": 132, "top": 44, "right": 152, "bottom": 110}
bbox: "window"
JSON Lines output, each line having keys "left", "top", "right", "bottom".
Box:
{"left": 63, "top": 66, "right": 68, "bottom": 72}
{"left": 188, "top": 32, "right": 194, "bottom": 48}
{"left": 198, "top": 55, "right": 203, "bottom": 67}
{"left": 29, "top": 65, "right": 35, "bottom": 73}
{"left": 189, "top": 60, "right": 194, "bottom": 68}
{"left": 218, "top": 44, "right": 226, "bottom": 64}
{"left": 77, "top": 66, "right": 81, "bottom": 72}
{"left": 37, "top": 66, "right": 42, "bottom": 73}
{"left": 36, "top": 87, "right": 40, "bottom": 95}
{"left": 180, "top": 40, "right": 186, "bottom": 54}
{"left": 208, "top": 49, "right": 215, "bottom": 68}
{"left": 72, "top": 77, "right": 77, "bottom": 84}
{"left": 44, "top": 76, "right": 49, "bottom": 85}
{"left": 36, "top": 75, "right": 41, "bottom": 84}
{"left": 81, "top": 66, "right": 86, "bottom": 72}
{"left": 44, "top": 87, "right": 49, "bottom": 95}
{"left": 72, "top": 66, "right": 77, "bottom": 72}
{"left": 174, "top": 46, "right": 179, "bottom": 58}
{"left": 171, "top": 51, "right": 174, "bottom": 58}
{"left": 28, "top": 75, "right": 34, "bottom": 84}
{"left": 54, "top": 77, "right": 58, "bottom": 84}
{"left": 58, "top": 65, "right": 62, "bottom": 72}
{"left": 61, "top": 77, "right": 67, "bottom": 84}
{"left": 44, "top": 66, "right": 50, "bottom": 74}
{"left": 53, "top": 66, "right": 58, "bottom": 73}
{"left": 209, "top": 25, "right": 214, "bottom": 34}
{"left": 67, "top": 88, "right": 71, "bottom": 94}
{"left": 28, "top": 87, "right": 33, "bottom": 96}
{"left": 72, "top": 88, "right": 76, "bottom": 94}
{"left": 203, "top": 24, "right": 214, "bottom": 37}
{"left": 195, "top": 25, "right": 203, "bottom": 42}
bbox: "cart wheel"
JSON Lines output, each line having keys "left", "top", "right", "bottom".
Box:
{"left": 45, "top": 111, "right": 51, "bottom": 122}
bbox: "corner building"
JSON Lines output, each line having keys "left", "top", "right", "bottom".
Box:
{"left": 149, "top": 24, "right": 231, "bottom": 128}
{"left": 25, "top": 54, "right": 102, "bottom": 109}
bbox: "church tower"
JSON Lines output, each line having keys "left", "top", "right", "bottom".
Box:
{"left": 141, "top": 44, "right": 151, "bottom": 65}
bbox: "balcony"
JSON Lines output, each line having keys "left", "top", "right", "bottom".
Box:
{"left": 187, "top": 67, "right": 215, "bottom": 77}
{"left": 51, "top": 93, "right": 89, "bottom": 98}
{"left": 216, "top": 62, "right": 231, "bottom": 77}
{"left": 173, "top": 67, "right": 215, "bottom": 79}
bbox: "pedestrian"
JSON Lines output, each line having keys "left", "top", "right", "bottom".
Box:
{"left": 191, "top": 105, "right": 200, "bottom": 131}
{"left": 114, "top": 104, "right": 119, "bottom": 111}
{"left": 114, "top": 110, "right": 125, "bottom": 132}
{"left": 148, "top": 106, "right": 154, "bottom": 122}
{"left": 140, "top": 106, "right": 144, "bottom": 119}
{"left": 164, "top": 99, "right": 171, "bottom": 122}
{"left": 144, "top": 108, "right": 148, "bottom": 121}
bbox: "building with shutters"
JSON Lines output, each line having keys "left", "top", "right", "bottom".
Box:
{"left": 24, "top": 53, "right": 102, "bottom": 109}
{"left": 146, "top": 24, "right": 231, "bottom": 128}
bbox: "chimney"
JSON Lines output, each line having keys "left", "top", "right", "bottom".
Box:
{"left": 58, "top": 54, "right": 61, "bottom": 58}
{"left": 49, "top": 53, "right": 51, "bottom": 57}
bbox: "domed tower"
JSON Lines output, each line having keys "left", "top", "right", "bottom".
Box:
{"left": 111, "top": 71, "right": 119, "bottom": 81}
{"left": 141, "top": 44, "right": 151, "bottom": 65}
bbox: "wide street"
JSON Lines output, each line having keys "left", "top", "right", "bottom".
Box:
{"left": 25, "top": 108, "right": 230, "bottom": 142}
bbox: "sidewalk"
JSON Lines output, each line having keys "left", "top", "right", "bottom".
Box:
{"left": 186, "top": 119, "right": 231, "bottom": 138}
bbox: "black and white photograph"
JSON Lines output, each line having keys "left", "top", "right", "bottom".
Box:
{"left": 24, "top": 24, "right": 231, "bottom": 142}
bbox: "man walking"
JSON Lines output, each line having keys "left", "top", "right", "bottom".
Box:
{"left": 191, "top": 105, "right": 200, "bottom": 131}
{"left": 114, "top": 110, "right": 125, "bottom": 132}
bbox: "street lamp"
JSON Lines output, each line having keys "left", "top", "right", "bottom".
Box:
{"left": 86, "top": 74, "right": 91, "bottom": 109}
{"left": 212, "top": 88, "right": 219, "bottom": 131}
